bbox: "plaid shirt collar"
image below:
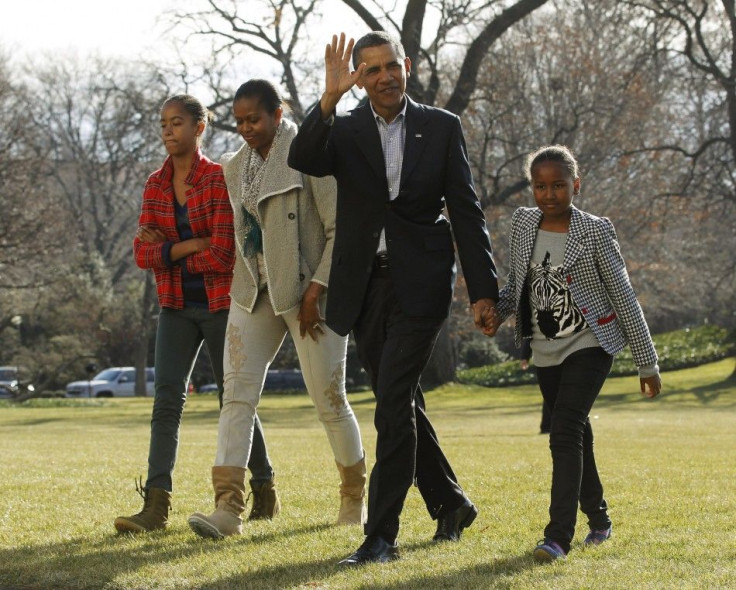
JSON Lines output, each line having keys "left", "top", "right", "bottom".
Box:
{"left": 159, "top": 148, "right": 209, "bottom": 186}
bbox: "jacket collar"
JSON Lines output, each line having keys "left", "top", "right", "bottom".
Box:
{"left": 563, "top": 206, "right": 588, "bottom": 270}
{"left": 348, "top": 95, "right": 430, "bottom": 189}
{"left": 160, "top": 148, "right": 210, "bottom": 186}
{"left": 223, "top": 118, "right": 303, "bottom": 264}
{"left": 222, "top": 118, "right": 303, "bottom": 207}
{"left": 520, "top": 205, "right": 589, "bottom": 271}
{"left": 401, "top": 96, "right": 431, "bottom": 183}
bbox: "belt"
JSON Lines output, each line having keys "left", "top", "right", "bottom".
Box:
{"left": 374, "top": 252, "right": 390, "bottom": 269}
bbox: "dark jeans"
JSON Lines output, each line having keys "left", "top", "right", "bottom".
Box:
{"left": 146, "top": 307, "right": 273, "bottom": 491}
{"left": 536, "top": 346, "right": 613, "bottom": 553}
{"left": 353, "top": 267, "right": 465, "bottom": 543}
{"left": 540, "top": 401, "right": 551, "bottom": 433}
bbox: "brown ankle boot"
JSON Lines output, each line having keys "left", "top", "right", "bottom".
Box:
{"left": 114, "top": 478, "right": 171, "bottom": 533}
{"left": 247, "top": 477, "right": 280, "bottom": 520}
{"left": 188, "top": 466, "right": 247, "bottom": 539}
{"left": 336, "top": 457, "right": 367, "bottom": 525}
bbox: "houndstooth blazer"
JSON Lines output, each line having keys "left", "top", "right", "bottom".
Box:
{"left": 497, "top": 206, "right": 658, "bottom": 369}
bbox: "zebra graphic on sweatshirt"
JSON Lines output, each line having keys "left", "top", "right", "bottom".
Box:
{"left": 528, "top": 252, "right": 586, "bottom": 339}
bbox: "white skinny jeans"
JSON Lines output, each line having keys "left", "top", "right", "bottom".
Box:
{"left": 215, "top": 291, "right": 363, "bottom": 468}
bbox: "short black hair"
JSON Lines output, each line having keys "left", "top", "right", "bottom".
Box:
{"left": 525, "top": 145, "right": 580, "bottom": 182}
{"left": 352, "top": 31, "right": 406, "bottom": 69}
{"left": 162, "top": 94, "right": 212, "bottom": 125}
{"left": 233, "top": 79, "right": 283, "bottom": 114}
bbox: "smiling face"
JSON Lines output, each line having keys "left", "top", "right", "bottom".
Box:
{"left": 355, "top": 43, "right": 411, "bottom": 122}
{"left": 531, "top": 160, "right": 580, "bottom": 223}
{"left": 160, "top": 101, "right": 203, "bottom": 157}
{"left": 233, "top": 96, "right": 282, "bottom": 159}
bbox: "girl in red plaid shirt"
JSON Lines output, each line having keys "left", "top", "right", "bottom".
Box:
{"left": 114, "top": 94, "right": 273, "bottom": 533}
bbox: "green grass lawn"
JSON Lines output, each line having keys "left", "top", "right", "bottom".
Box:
{"left": 1, "top": 359, "right": 734, "bottom": 589}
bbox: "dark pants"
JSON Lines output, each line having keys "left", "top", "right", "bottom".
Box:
{"left": 146, "top": 307, "right": 273, "bottom": 491}
{"left": 353, "top": 267, "right": 465, "bottom": 543}
{"left": 540, "top": 401, "right": 551, "bottom": 433}
{"left": 536, "top": 347, "right": 613, "bottom": 553}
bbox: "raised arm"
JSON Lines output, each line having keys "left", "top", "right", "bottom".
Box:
{"left": 288, "top": 33, "right": 365, "bottom": 177}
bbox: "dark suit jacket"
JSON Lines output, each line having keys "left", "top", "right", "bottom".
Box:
{"left": 288, "top": 96, "right": 499, "bottom": 336}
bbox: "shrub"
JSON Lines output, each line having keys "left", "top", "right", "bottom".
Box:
{"left": 456, "top": 332, "right": 509, "bottom": 369}
{"left": 458, "top": 324, "right": 733, "bottom": 388}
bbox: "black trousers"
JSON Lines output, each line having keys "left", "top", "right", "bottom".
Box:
{"left": 536, "top": 347, "right": 613, "bottom": 552}
{"left": 353, "top": 266, "right": 466, "bottom": 543}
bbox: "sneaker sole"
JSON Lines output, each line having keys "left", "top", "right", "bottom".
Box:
{"left": 188, "top": 516, "right": 224, "bottom": 540}
{"left": 533, "top": 547, "right": 563, "bottom": 562}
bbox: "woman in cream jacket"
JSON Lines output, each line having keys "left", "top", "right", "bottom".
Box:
{"left": 188, "top": 80, "right": 365, "bottom": 539}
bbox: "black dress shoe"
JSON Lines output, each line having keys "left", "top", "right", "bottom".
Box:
{"left": 433, "top": 499, "right": 478, "bottom": 542}
{"left": 337, "top": 535, "right": 400, "bottom": 566}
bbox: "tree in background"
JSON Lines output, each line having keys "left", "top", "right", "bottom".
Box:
{"left": 1, "top": 56, "right": 175, "bottom": 395}
{"left": 3, "top": 1, "right": 734, "bottom": 394}
{"left": 173, "top": 0, "right": 552, "bottom": 385}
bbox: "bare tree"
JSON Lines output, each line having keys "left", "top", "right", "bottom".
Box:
{"left": 171, "top": 0, "right": 552, "bottom": 385}
{"left": 1, "top": 56, "right": 178, "bottom": 395}
{"left": 25, "top": 57, "right": 172, "bottom": 285}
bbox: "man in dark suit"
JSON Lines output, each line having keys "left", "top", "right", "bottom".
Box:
{"left": 288, "top": 31, "right": 499, "bottom": 566}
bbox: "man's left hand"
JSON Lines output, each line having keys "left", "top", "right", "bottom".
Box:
{"left": 472, "top": 298, "right": 498, "bottom": 336}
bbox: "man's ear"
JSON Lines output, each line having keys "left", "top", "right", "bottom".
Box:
{"left": 404, "top": 56, "right": 412, "bottom": 78}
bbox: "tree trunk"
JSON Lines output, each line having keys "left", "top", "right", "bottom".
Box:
{"left": 135, "top": 274, "right": 157, "bottom": 397}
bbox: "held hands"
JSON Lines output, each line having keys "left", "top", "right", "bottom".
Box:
{"left": 640, "top": 374, "right": 662, "bottom": 398}
{"left": 320, "top": 33, "right": 366, "bottom": 117}
{"left": 472, "top": 298, "right": 500, "bottom": 336}
{"left": 297, "top": 283, "right": 326, "bottom": 342}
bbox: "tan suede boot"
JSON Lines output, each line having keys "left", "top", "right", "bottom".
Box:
{"left": 336, "top": 457, "right": 367, "bottom": 525}
{"left": 247, "top": 477, "right": 281, "bottom": 520}
{"left": 188, "top": 466, "right": 246, "bottom": 539}
{"left": 114, "top": 479, "right": 171, "bottom": 533}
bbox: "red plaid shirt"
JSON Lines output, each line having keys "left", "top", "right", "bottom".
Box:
{"left": 134, "top": 149, "right": 234, "bottom": 312}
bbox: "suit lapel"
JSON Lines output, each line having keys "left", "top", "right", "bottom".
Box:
{"left": 400, "top": 97, "right": 430, "bottom": 185}
{"left": 351, "top": 103, "right": 388, "bottom": 185}
{"left": 563, "top": 207, "right": 587, "bottom": 271}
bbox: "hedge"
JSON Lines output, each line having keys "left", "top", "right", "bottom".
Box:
{"left": 457, "top": 324, "right": 734, "bottom": 388}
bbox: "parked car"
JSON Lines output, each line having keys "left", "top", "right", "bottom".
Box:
{"left": 264, "top": 369, "right": 306, "bottom": 390}
{"left": 65, "top": 367, "right": 155, "bottom": 398}
{"left": 0, "top": 366, "right": 35, "bottom": 398}
{"left": 198, "top": 369, "right": 306, "bottom": 395}
{"left": 198, "top": 383, "right": 220, "bottom": 394}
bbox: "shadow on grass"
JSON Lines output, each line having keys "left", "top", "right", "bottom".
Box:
{"left": 594, "top": 374, "right": 736, "bottom": 408}
{"left": 359, "top": 555, "right": 535, "bottom": 590}
{"left": 199, "top": 541, "right": 535, "bottom": 590}
{"left": 0, "top": 417, "right": 65, "bottom": 427}
{"left": 0, "top": 522, "right": 337, "bottom": 589}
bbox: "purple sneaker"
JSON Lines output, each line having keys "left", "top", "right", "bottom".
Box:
{"left": 584, "top": 525, "right": 612, "bottom": 546}
{"left": 533, "top": 539, "right": 567, "bottom": 562}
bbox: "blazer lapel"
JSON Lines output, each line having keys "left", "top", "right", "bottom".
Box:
{"left": 400, "top": 97, "right": 430, "bottom": 185}
{"left": 520, "top": 208, "right": 543, "bottom": 273}
{"left": 351, "top": 103, "right": 388, "bottom": 185}
{"left": 563, "top": 207, "right": 587, "bottom": 271}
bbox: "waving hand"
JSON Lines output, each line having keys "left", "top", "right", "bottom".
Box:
{"left": 319, "top": 33, "right": 366, "bottom": 117}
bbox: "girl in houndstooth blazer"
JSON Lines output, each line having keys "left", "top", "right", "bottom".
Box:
{"left": 489, "top": 145, "right": 662, "bottom": 562}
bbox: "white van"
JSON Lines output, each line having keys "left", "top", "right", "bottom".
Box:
{"left": 65, "top": 367, "right": 155, "bottom": 398}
